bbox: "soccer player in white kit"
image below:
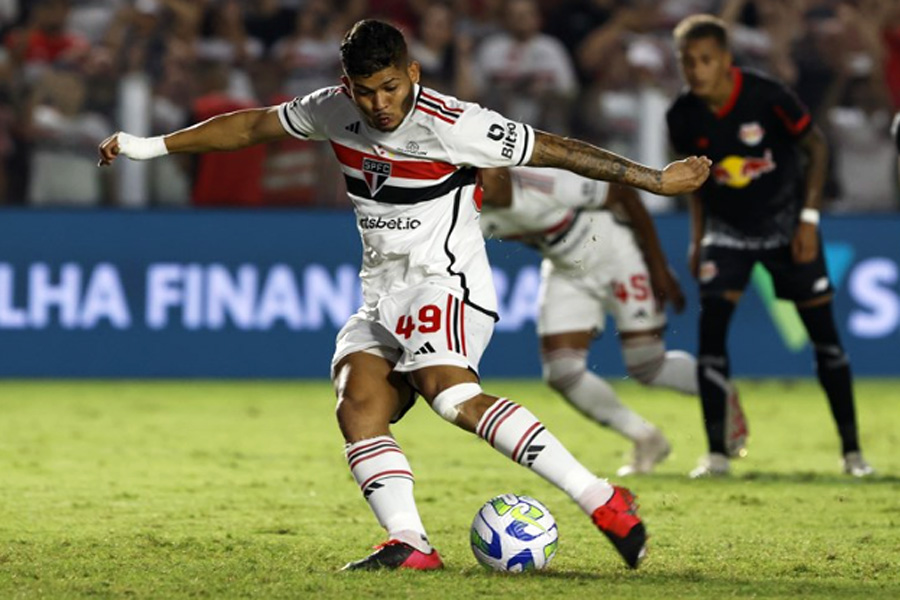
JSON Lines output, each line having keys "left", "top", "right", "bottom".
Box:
{"left": 480, "top": 166, "right": 701, "bottom": 475}
{"left": 98, "top": 20, "right": 711, "bottom": 571}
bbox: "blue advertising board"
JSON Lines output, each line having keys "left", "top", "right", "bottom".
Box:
{"left": 0, "top": 210, "right": 897, "bottom": 378}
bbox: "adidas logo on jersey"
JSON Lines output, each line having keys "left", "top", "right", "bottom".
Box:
{"left": 415, "top": 342, "right": 436, "bottom": 355}
{"left": 345, "top": 121, "right": 361, "bottom": 134}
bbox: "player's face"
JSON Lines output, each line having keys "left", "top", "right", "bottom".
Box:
{"left": 344, "top": 62, "right": 421, "bottom": 132}
{"left": 678, "top": 37, "right": 732, "bottom": 99}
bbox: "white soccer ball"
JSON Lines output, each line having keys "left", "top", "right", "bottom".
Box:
{"left": 470, "top": 494, "right": 559, "bottom": 572}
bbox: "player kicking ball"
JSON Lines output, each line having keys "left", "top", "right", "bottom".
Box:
{"left": 479, "top": 166, "right": 701, "bottom": 475}
{"left": 666, "top": 15, "right": 873, "bottom": 478}
{"left": 99, "top": 20, "right": 711, "bottom": 570}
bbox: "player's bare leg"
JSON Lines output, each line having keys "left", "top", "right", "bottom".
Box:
{"left": 540, "top": 331, "right": 669, "bottom": 476}
{"left": 411, "top": 364, "right": 647, "bottom": 569}
{"left": 692, "top": 290, "right": 749, "bottom": 478}
{"left": 335, "top": 352, "right": 443, "bottom": 571}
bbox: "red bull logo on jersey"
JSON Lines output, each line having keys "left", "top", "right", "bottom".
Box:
{"left": 362, "top": 157, "right": 392, "bottom": 196}
{"left": 739, "top": 121, "right": 765, "bottom": 146}
{"left": 712, "top": 149, "right": 776, "bottom": 189}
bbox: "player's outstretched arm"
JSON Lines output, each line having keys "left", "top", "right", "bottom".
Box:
{"left": 98, "top": 107, "right": 289, "bottom": 166}
{"left": 528, "top": 130, "right": 711, "bottom": 195}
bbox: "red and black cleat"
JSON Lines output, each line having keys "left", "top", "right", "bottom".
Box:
{"left": 591, "top": 486, "right": 647, "bottom": 569}
{"left": 341, "top": 540, "right": 444, "bottom": 571}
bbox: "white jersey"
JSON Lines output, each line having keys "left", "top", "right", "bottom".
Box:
{"left": 279, "top": 84, "right": 536, "bottom": 318}
{"left": 479, "top": 166, "right": 608, "bottom": 263}
{"left": 481, "top": 167, "right": 665, "bottom": 335}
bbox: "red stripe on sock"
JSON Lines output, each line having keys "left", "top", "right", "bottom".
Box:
{"left": 359, "top": 469, "right": 414, "bottom": 491}
{"left": 476, "top": 398, "right": 509, "bottom": 438}
{"left": 489, "top": 404, "right": 522, "bottom": 448}
{"left": 348, "top": 447, "right": 404, "bottom": 470}
{"left": 346, "top": 437, "right": 398, "bottom": 460}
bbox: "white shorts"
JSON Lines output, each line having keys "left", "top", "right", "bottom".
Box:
{"left": 331, "top": 282, "right": 495, "bottom": 379}
{"left": 538, "top": 212, "right": 667, "bottom": 337}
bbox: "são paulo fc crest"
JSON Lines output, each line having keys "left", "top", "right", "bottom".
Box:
{"left": 739, "top": 122, "right": 765, "bottom": 146}
{"left": 362, "top": 157, "right": 392, "bottom": 196}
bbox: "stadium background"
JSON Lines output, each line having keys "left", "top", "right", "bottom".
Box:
{"left": 0, "top": 0, "right": 898, "bottom": 378}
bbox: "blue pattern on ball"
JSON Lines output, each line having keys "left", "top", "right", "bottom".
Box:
{"left": 506, "top": 549, "right": 536, "bottom": 572}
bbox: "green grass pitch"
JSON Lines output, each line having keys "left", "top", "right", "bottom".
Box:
{"left": 1, "top": 379, "right": 899, "bottom": 599}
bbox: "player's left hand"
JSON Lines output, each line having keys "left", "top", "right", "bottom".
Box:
{"left": 658, "top": 156, "right": 712, "bottom": 195}
{"left": 650, "top": 266, "right": 686, "bottom": 314}
{"left": 791, "top": 222, "right": 819, "bottom": 264}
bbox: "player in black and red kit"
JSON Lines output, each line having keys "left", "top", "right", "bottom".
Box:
{"left": 666, "top": 14, "right": 874, "bottom": 478}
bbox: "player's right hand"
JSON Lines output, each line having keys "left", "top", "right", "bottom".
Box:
{"left": 659, "top": 156, "right": 711, "bottom": 195}
{"left": 650, "top": 265, "right": 686, "bottom": 313}
{"left": 97, "top": 132, "right": 121, "bottom": 167}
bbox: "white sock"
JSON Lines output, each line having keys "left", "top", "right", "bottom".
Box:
{"left": 543, "top": 349, "right": 656, "bottom": 442}
{"left": 345, "top": 436, "right": 431, "bottom": 552}
{"left": 476, "top": 398, "right": 614, "bottom": 514}
{"left": 649, "top": 350, "right": 699, "bottom": 394}
{"left": 563, "top": 370, "right": 657, "bottom": 442}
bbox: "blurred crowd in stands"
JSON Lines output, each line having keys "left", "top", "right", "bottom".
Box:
{"left": 0, "top": 0, "right": 898, "bottom": 211}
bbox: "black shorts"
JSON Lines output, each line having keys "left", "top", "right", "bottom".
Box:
{"left": 698, "top": 240, "right": 833, "bottom": 302}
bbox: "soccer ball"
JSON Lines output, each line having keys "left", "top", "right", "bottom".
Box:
{"left": 470, "top": 494, "right": 559, "bottom": 572}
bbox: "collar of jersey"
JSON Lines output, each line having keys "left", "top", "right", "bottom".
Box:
{"left": 714, "top": 67, "right": 743, "bottom": 119}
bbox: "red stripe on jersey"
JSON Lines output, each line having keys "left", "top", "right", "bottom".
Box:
{"left": 445, "top": 294, "right": 453, "bottom": 351}
{"left": 473, "top": 185, "right": 483, "bottom": 211}
{"left": 460, "top": 301, "right": 467, "bottom": 356}
{"left": 773, "top": 106, "right": 811, "bottom": 136}
{"left": 416, "top": 104, "right": 456, "bottom": 124}
{"left": 544, "top": 211, "right": 575, "bottom": 235}
{"left": 503, "top": 210, "right": 574, "bottom": 242}
{"left": 330, "top": 141, "right": 457, "bottom": 180}
{"left": 420, "top": 91, "right": 464, "bottom": 114}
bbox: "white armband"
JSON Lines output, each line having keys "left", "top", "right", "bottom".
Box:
{"left": 117, "top": 132, "right": 168, "bottom": 160}
{"left": 800, "top": 208, "right": 820, "bottom": 225}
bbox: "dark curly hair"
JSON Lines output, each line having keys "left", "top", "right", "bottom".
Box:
{"left": 340, "top": 20, "right": 409, "bottom": 78}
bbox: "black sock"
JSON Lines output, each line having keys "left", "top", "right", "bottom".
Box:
{"left": 797, "top": 302, "right": 860, "bottom": 454}
{"left": 697, "top": 295, "right": 737, "bottom": 455}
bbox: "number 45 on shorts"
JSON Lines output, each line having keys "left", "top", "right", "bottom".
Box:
{"left": 612, "top": 274, "right": 650, "bottom": 303}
